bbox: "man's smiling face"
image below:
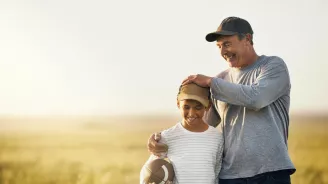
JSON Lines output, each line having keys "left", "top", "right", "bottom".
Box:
{"left": 216, "top": 34, "right": 250, "bottom": 68}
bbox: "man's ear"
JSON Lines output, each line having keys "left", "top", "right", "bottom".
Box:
{"left": 177, "top": 101, "right": 180, "bottom": 109}
{"left": 245, "top": 34, "right": 252, "bottom": 44}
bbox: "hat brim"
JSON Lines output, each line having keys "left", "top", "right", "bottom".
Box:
{"left": 205, "top": 30, "right": 238, "bottom": 42}
{"left": 178, "top": 94, "right": 209, "bottom": 108}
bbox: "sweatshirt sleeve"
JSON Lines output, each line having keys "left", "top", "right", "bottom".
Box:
{"left": 215, "top": 135, "right": 224, "bottom": 184}
{"left": 210, "top": 57, "right": 290, "bottom": 111}
{"left": 203, "top": 100, "right": 221, "bottom": 127}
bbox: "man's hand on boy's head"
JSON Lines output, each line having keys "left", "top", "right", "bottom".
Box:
{"left": 182, "top": 74, "right": 213, "bottom": 87}
{"left": 147, "top": 132, "right": 168, "bottom": 156}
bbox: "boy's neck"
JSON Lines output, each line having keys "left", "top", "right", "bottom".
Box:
{"left": 181, "top": 121, "right": 209, "bottom": 132}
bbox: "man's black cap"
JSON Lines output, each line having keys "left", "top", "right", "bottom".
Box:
{"left": 205, "top": 17, "right": 254, "bottom": 42}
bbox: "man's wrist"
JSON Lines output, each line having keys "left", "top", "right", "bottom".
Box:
{"left": 207, "top": 77, "right": 214, "bottom": 87}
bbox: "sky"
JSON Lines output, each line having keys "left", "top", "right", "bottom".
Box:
{"left": 0, "top": 0, "right": 327, "bottom": 116}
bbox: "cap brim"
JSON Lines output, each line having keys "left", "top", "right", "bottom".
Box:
{"left": 205, "top": 30, "right": 237, "bottom": 42}
{"left": 178, "top": 94, "right": 209, "bottom": 108}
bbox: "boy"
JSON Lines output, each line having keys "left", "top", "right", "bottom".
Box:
{"left": 140, "top": 83, "right": 224, "bottom": 184}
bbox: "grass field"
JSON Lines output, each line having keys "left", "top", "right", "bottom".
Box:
{"left": 0, "top": 115, "right": 327, "bottom": 184}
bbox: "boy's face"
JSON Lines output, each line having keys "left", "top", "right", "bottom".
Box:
{"left": 177, "top": 99, "right": 207, "bottom": 126}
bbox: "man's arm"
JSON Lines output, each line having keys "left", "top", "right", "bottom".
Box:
{"left": 215, "top": 137, "right": 224, "bottom": 184}
{"left": 147, "top": 132, "right": 168, "bottom": 156}
{"left": 203, "top": 99, "right": 221, "bottom": 127}
{"left": 211, "top": 57, "right": 290, "bottom": 111}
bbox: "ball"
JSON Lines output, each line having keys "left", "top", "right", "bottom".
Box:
{"left": 141, "top": 158, "right": 175, "bottom": 184}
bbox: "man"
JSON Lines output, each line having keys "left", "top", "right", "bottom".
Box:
{"left": 148, "top": 16, "right": 296, "bottom": 184}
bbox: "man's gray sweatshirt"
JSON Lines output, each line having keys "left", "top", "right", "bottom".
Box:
{"left": 205, "top": 55, "right": 296, "bottom": 179}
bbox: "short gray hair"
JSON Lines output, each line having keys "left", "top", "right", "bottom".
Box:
{"left": 238, "top": 33, "right": 253, "bottom": 45}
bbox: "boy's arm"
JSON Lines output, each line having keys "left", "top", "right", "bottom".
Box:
{"left": 140, "top": 154, "right": 159, "bottom": 184}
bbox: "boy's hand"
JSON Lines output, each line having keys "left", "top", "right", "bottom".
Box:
{"left": 147, "top": 132, "right": 168, "bottom": 156}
